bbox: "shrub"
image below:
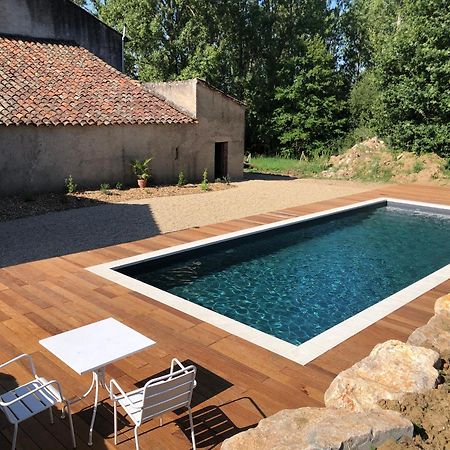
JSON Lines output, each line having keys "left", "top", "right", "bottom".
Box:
{"left": 412, "top": 160, "right": 424, "bottom": 174}
{"left": 443, "top": 159, "right": 450, "bottom": 178}
{"left": 64, "top": 174, "right": 77, "bottom": 194}
{"left": 200, "top": 169, "right": 209, "bottom": 191}
{"left": 100, "top": 183, "right": 111, "bottom": 194}
{"left": 115, "top": 181, "right": 124, "bottom": 190}
{"left": 177, "top": 171, "right": 186, "bottom": 187}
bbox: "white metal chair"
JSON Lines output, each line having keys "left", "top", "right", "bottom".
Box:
{"left": 110, "top": 358, "right": 197, "bottom": 450}
{"left": 0, "top": 354, "right": 76, "bottom": 450}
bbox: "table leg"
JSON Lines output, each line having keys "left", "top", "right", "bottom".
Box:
{"left": 66, "top": 367, "right": 108, "bottom": 446}
{"left": 88, "top": 371, "right": 100, "bottom": 447}
{"left": 97, "top": 366, "right": 111, "bottom": 394}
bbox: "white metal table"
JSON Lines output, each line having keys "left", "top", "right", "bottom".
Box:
{"left": 39, "top": 318, "right": 156, "bottom": 446}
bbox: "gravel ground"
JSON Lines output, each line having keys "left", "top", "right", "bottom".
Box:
{"left": 0, "top": 175, "right": 386, "bottom": 268}
{"left": 135, "top": 175, "right": 386, "bottom": 233}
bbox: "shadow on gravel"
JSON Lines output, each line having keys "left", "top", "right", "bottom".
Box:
{"left": 242, "top": 172, "right": 297, "bottom": 181}
{"left": 0, "top": 203, "right": 160, "bottom": 268}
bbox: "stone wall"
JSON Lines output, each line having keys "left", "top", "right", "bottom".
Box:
{"left": 0, "top": 0, "right": 123, "bottom": 70}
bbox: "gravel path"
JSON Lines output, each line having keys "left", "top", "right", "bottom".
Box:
{"left": 0, "top": 176, "right": 386, "bottom": 268}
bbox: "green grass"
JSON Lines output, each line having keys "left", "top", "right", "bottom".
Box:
{"left": 442, "top": 158, "right": 450, "bottom": 178}
{"left": 248, "top": 155, "right": 329, "bottom": 178}
{"left": 412, "top": 160, "right": 424, "bottom": 173}
{"left": 353, "top": 157, "right": 394, "bottom": 182}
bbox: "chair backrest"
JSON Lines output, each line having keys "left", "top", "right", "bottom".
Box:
{"left": 140, "top": 365, "right": 196, "bottom": 423}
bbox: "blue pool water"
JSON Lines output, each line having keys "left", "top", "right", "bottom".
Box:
{"left": 120, "top": 206, "right": 450, "bottom": 345}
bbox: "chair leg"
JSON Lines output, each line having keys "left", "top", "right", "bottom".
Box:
{"left": 49, "top": 406, "right": 54, "bottom": 424}
{"left": 134, "top": 425, "right": 140, "bottom": 450}
{"left": 65, "top": 402, "right": 77, "bottom": 448}
{"left": 188, "top": 408, "right": 196, "bottom": 450}
{"left": 11, "top": 423, "right": 18, "bottom": 450}
{"left": 113, "top": 402, "right": 118, "bottom": 445}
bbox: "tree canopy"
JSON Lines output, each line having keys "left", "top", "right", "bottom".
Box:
{"left": 90, "top": 0, "right": 450, "bottom": 158}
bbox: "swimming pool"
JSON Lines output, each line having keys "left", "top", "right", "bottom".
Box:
{"left": 88, "top": 198, "right": 450, "bottom": 364}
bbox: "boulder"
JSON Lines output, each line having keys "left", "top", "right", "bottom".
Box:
{"left": 435, "top": 293, "right": 450, "bottom": 316}
{"left": 407, "top": 313, "right": 450, "bottom": 354}
{"left": 324, "top": 340, "right": 440, "bottom": 412}
{"left": 221, "top": 407, "right": 413, "bottom": 450}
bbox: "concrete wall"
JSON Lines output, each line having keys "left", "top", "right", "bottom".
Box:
{"left": 145, "top": 79, "right": 245, "bottom": 181}
{"left": 0, "top": 123, "right": 195, "bottom": 195}
{"left": 196, "top": 81, "right": 245, "bottom": 181}
{"left": 145, "top": 80, "right": 197, "bottom": 118}
{"left": 0, "top": 0, "right": 123, "bottom": 70}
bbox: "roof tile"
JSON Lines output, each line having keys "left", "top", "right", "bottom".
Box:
{"left": 0, "top": 37, "right": 194, "bottom": 127}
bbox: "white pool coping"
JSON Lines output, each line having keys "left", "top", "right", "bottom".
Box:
{"left": 87, "top": 197, "right": 450, "bottom": 365}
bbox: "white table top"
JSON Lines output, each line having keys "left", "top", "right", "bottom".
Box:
{"left": 39, "top": 318, "right": 156, "bottom": 375}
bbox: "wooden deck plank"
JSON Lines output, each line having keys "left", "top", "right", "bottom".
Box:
{"left": 0, "top": 184, "right": 448, "bottom": 448}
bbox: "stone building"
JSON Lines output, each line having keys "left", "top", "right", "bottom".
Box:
{"left": 0, "top": 0, "right": 245, "bottom": 196}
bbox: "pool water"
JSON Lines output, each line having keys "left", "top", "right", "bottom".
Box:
{"left": 120, "top": 206, "right": 450, "bottom": 345}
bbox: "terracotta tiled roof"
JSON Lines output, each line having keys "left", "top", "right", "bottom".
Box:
{"left": 0, "top": 36, "right": 194, "bottom": 126}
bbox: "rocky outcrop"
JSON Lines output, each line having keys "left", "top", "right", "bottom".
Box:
{"left": 324, "top": 340, "right": 440, "bottom": 412}
{"left": 222, "top": 294, "right": 450, "bottom": 450}
{"left": 407, "top": 313, "right": 450, "bottom": 354}
{"left": 435, "top": 293, "right": 450, "bottom": 316}
{"left": 221, "top": 407, "right": 413, "bottom": 450}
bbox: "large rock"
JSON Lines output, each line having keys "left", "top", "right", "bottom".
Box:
{"left": 435, "top": 293, "right": 450, "bottom": 316}
{"left": 324, "top": 340, "right": 440, "bottom": 412}
{"left": 407, "top": 313, "right": 450, "bottom": 354}
{"left": 221, "top": 407, "right": 413, "bottom": 450}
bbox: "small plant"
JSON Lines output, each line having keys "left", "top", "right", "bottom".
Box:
{"left": 353, "top": 157, "right": 393, "bottom": 182}
{"left": 115, "top": 181, "right": 123, "bottom": 190}
{"left": 177, "top": 171, "right": 186, "bottom": 187}
{"left": 100, "top": 183, "right": 111, "bottom": 195}
{"left": 131, "top": 157, "right": 153, "bottom": 188}
{"left": 244, "top": 152, "right": 252, "bottom": 168}
{"left": 130, "top": 158, "right": 152, "bottom": 180}
{"left": 443, "top": 158, "right": 450, "bottom": 178}
{"left": 65, "top": 174, "right": 77, "bottom": 194}
{"left": 200, "top": 169, "right": 210, "bottom": 191}
{"left": 412, "top": 160, "right": 424, "bottom": 173}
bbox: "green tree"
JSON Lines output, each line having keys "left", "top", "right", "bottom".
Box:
{"left": 97, "top": 0, "right": 333, "bottom": 153}
{"left": 349, "top": 70, "right": 378, "bottom": 129}
{"left": 272, "top": 36, "right": 347, "bottom": 157}
{"left": 374, "top": 0, "right": 450, "bottom": 156}
{"left": 332, "top": 0, "right": 372, "bottom": 85}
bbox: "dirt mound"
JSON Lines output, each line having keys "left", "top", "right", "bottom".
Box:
{"left": 378, "top": 353, "right": 450, "bottom": 449}
{"left": 322, "top": 138, "right": 449, "bottom": 183}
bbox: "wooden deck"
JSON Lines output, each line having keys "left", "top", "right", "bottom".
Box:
{"left": 0, "top": 184, "right": 449, "bottom": 449}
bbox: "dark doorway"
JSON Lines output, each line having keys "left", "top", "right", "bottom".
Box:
{"left": 214, "top": 142, "right": 228, "bottom": 179}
